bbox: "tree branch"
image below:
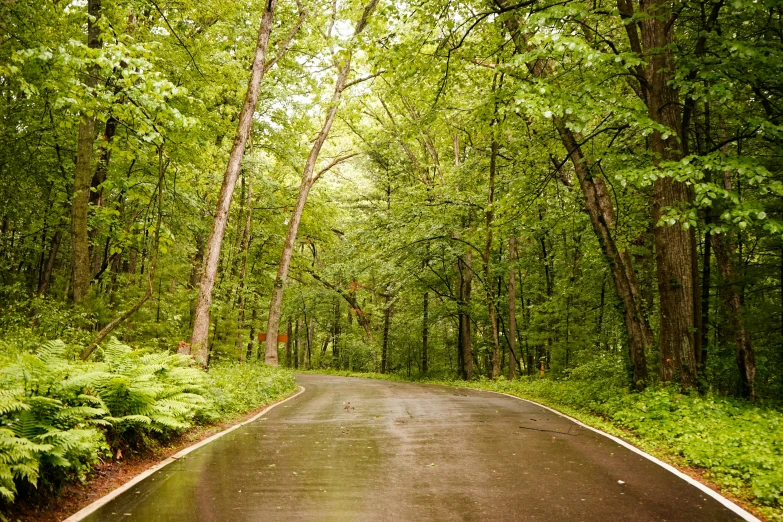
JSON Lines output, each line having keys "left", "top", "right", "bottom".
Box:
{"left": 311, "top": 152, "right": 360, "bottom": 183}
{"left": 265, "top": 0, "right": 307, "bottom": 70}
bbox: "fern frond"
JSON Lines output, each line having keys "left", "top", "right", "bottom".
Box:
{"left": 36, "top": 340, "right": 66, "bottom": 363}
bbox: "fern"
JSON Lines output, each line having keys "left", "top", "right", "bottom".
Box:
{"left": 0, "top": 336, "right": 292, "bottom": 504}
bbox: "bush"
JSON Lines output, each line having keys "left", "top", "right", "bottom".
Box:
{"left": 0, "top": 337, "right": 296, "bottom": 505}
{"left": 207, "top": 360, "right": 297, "bottom": 417}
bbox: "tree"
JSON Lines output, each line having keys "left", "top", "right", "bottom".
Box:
{"left": 264, "top": 0, "right": 380, "bottom": 365}
{"left": 188, "top": 0, "right": 304, "bottom": 366}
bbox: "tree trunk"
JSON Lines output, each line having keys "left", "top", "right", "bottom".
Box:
{"left": 381, "top": 294, "right": 391, "bottom": 374}
{"left": 422, "top": 291, "right": 429, "bottom": 374}
{"left": 296, "top": 318, "right": 305, "bottom": 369}
{"left": 500, "top": 4, "right": 652, "bottom": 388}
{"left": 712, "top": 170, "right": 756, "bottom": 398}
{"left": 236, "top": 181, "right": 253, "bottom": 361}
{"left": 461, "top": 249, "right": 474, "bottom": 380}
{"left": 189, "top": 0, "right": 280, "bottom": 366}
{"left": 307, "top": 316, "right": 314, "bottom": 369}
{"left": 507, "top": 236, "right": 518, "bottom": 380}
{"left": 294, "top": 318, "right": 301, "bottom": 369}
{"left": 247, "top": 294, "right": 257, "bottom": 360}
{"left": 37, "top": 229, "right": 62, "bottom": 297}
{"left": 700, "top": 216, "right": 712, "bottom": 370}
{"left": 71, "top": 0, "right": 102, "bottom": 304}
{"left": 333, "top": 297, "right": 341, "bottom": 366}
{"left": 284, "top": 319, "right": 293, "bottom": 366}
{"left": 640, "top": 0, "right": 699, "bottom": 387}
{"left": 87, "top": 116, "right": 118, "bottom": 278}
{"left": 265, "top": 0, "right": 378, "bottom": 365}
{"left": 485, "top": 138, "right": 501, "bottom": 378}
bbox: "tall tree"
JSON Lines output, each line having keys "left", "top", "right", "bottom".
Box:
{"left": 71, "top": 0, "right": 102, "bottom": 304}
{"left": 264, "top": 0, "right": 380, "bottom": 365}
{"left": 188, "top": 0, "right": 303, "bottom": 366}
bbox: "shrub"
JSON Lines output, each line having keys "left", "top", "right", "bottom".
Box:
{"left": 0, "top": 337, "right": 296, "bottom": 504}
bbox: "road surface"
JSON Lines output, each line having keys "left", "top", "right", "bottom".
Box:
{"left": 77, "top": 374, "right": 748, "bottom": 521}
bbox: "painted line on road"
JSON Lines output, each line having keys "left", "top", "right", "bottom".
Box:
{"left": 62, "top": 385, "right": 306, "bottom": 522}
{"left": 474, "top": 387, "right": 761, "bottom": 522}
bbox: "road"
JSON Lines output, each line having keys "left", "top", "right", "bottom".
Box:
{"left": 77, "top": 374, "right": 749, "bottom": 521}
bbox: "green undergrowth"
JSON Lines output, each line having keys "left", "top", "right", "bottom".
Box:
{"left": 304, "top": 366, "right": 783, "bottom": 520}
{"left": 0, "top": 337, "right": 296, "bottom": 510}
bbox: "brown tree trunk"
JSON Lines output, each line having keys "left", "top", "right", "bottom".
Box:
{"left": 499, "top": 7, "right": 652, "bottom": 387}
{"left": 236, "top": 181, "right": 253, "bottom": 361}
{"left": 381, "top": 294, "right": 391, "bottom": 374}
{"left": 422, "top": 291, "right": 429, "bottom": 374}
{"left": 307, "top": 316, "right": 314, "bottom": 369}
{"left": 190, "top": 0, "right": 281, "bottom": 366}
{"left": 265, "top": 0, "right": 378, "bottom": 365}
{"left": 285, "top": 319, "right": 293, "bottom": 366}
{"left": 712, "top": 171, "right": 756, "bottom": 398}
{"left": 87, "top": 116, "right": 118, "bottom": 278}
{"left": 333, "top": 298, "right": 341, "bottom": 366}
{"left": 701, "top": 216, "right": 712, "bottom": 370}
{"left": 71, "top": 0, "right": 101, "bottom": 304}
{"left": 485, "top": 138, "right": 501, "bottom": 379}
{"left": 639, "top": 0, "right": 699, "bottom": 387}
{"left": 37, "top": 229, "right": 62, "bottom": 297}
{"left": 247, "top": 294, "right": 257, "bottom": 360}
{"left": 295, "top": 318, "right": 302, "bottom": 369}
{"left": 461, "top": 249, "right": 474, "bottom": 380}
{"left": 507, "top": 236, "right": 518, "bottom": 380}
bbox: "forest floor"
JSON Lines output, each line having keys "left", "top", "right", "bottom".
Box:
{"left": 60, "top": 374, "right": 756, "bottom": 522}
{"left": 300, "top": 370, "right": 781, "bottom": 522}
{"left": 3, "top": 389, "right": 302, "bottom": 522}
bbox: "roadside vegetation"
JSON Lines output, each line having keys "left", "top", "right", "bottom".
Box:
{"left": 0, "top": 326, "right": 295, "bottom": 512}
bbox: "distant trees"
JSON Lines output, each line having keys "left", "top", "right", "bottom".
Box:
{"left": 1, "top": 0, "right": 781, "bottom": 399}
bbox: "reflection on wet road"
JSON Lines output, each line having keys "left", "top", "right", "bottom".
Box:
{"left": 79, "top": 374, "right": 748, "bottom": 521}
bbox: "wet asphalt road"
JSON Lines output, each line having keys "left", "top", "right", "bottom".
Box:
{"left": 79, "top": 374, "right": 746, "bottom": 522}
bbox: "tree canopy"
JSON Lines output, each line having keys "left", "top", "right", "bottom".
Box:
{"left": 1, "top": 0, "right": 782, "bottom": 401}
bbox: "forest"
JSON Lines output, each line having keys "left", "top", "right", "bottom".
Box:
{"left": 0, "top": 0, "right": 782, "bottom": 518}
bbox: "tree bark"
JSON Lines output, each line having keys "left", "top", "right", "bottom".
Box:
{"left": 498, "top": 7, "right": 652, "bottom": 387}
{"left": 381, "top": 294, "right": 391, "bottom": 374}
{"left": 247, "top": 294, "right": 257, "bottom": 360}
{"left": 422, "top": 291, "right": 429, "bottom": 374}
{"left": 461, "top": 249, "right": 474, "bottom": 380}
{"left": 264, "top": 0, "right": 378, "bottom": 365}
{"left": 236, "top": 181, "right": 253, "bottom": 361}
{"left": 712, "top": 170, "right": 756, "bottom": 398}
{"left": 285, "top": 319, "right": 293, "bottom": 366}
{"left": 485, "top": 138, "right": 501, "bottom": 379}
{"left": 71, "top": 0, "right": 102, "bottom": 304}
{"left": 639, "top": 0, "right": 699, "bottom": 387}
{"left": 189, "top": 0, "right": 281, "bottom": 366}
{"left": 37, "top": 229, "right": 62, "bottom": 297}
{"left": 295, "top": 318, "right": 302, "bottom": 369}
{"left": 307, "top": 316, "right": 314, "bottom": 369}
{"left": 507, "top": 236, "right": 518, "bottom": 380}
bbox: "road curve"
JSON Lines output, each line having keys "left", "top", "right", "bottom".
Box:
{"left": 77, "top": 374, "right": 748, "bottom": 522}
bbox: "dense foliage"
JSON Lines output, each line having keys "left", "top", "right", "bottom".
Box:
{"left": 1, "top": 0, "right": 782, "bottom": 514}
{"left": 0, "top": 336, "right": 295, "bottom": 504}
